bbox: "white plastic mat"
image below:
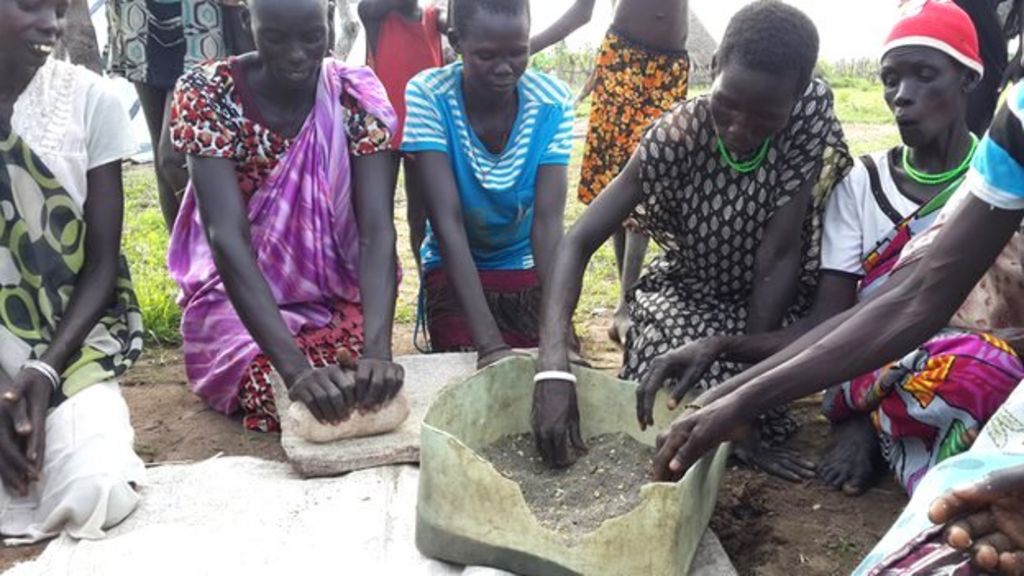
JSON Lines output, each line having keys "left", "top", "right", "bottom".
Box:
{"left": 5, "top": 457, "right": 734, "bottom": 576}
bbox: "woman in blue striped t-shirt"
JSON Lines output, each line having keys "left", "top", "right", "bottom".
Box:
{"left": 402, "top": 0, "right": 574, "bottom": 366}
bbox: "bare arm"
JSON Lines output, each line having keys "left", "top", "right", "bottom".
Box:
{"left": 187, "top": 156, "right": 310, "bottom": 384}
{"left": 532, "top": 148, "right": 646, "bottom": 467}
{"left": 575, "top": 68, "right": 598, "bottom": 108}
{"left": 351, "top": 151, "right": 406, "bottom": 408}
{"left": 351, "top": 152, "right": 399, "bottom": 361}
{"left": 531, "top": 164, "right": 569, "bottom": 295}
{"left": 409, "top": 151, "right": 507, "bottom": 356}
{"left": 723, "top": 271, "right": 858, "bottom": 363}
{"left": 529, "top": 0, "right": 597, "bottom": 55}
{"left": 635, "top": 270, "right": 857, "bottom": 427}
{"left": 39, "top": 162, "right": 127, "bottom": 376}
{"left": 653, "top": 197, "right": 1024, "bottom": 480}
{"left": 728, "top": 196, "right": 1023, "bottom": 419}
{"left": 358, "top": 0, "right": 400, "bottom": 57}
{"left": 3, "top": 159, "right": 130, "bottom": 491}
{"left": 537, "top": 150, "right": 646, "bottom": 372}
{"left": 745, "top": 179, "right": 815, "bottom": 334}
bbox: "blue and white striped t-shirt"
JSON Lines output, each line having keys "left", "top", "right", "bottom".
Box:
{"left": 970, "top": 82, "right": 1024, "bottom": 211}
{"left": 402, "top": 62, "right": 575, "bottom": 271}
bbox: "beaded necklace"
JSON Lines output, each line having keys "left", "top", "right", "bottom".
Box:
{"left": 901, "top": 134, "right": 978, "bottom": 185}
{"left": 717, "top": 136, "right": 771, "bottom": 174}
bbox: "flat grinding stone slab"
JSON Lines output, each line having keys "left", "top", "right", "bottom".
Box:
{"left": 274, "top": 353, "right": 479, "bottom": 478}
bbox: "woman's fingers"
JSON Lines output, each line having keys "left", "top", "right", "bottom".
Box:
{"left": 569, "top": 421, "right": 587, "bottom": 453}
{"left": 8, "top": 399, "right": 30, "bottom": 437}
{"left": 973, "top": 533, "right": 1015, "bottom": 571}
{"left": 354, "top": 361, "right": 372, "bottom": 406}
{"left": 635, "top": 371, "right": 662, "bottom": 430}
{"left": 387, "top": 363, "right": 405, "bottom": 400}
{"left": 669, "top": 361, "right": 713, "bottom": 409}
{"left": 321, "top": 369, "right": 350, "bottom": 423}
{"left": 0, "top": 423, "right": 33, "bottom": 491}
{"left": 947, "top": 510, "right": 999, "bottom": 549}
{"left": 998, "top": 550, "right": 1024, "bottom": 576}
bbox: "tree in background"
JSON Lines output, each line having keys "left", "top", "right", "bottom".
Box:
{"left": 55, "top": 0, "right": 101, "bottom": 73}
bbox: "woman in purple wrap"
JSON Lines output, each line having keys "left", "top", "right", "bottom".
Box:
{"left": 168, "top": 0, "right": 405, "bottom": 432}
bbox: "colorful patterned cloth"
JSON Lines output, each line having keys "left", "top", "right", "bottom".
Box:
{"left": 853, "top": 382, "right": 1024, "bottom": 575}
{"left": 823, "top": 173, "right": 1024, "bottom": 494}
{"left": 106, "top": 0, "right": 229, "bottom": 89}
{"left": 824, "top": 329, "right": 1024, "bottom": 494}
{"left": 168, "top": 58, "right": 397, "bottom": 415}
{"left": 239, "top": 300, "right": 364, "bottom": 432}
{"left": 577, "top": 28, "right": 689, "bottom": 205}
{"left": 0, "top": 131, "right": 144, "bottom": 400}
{"left": 170, "top": 58, "right": 392, "bottom": 199}
{"left": 423, "top": 268, "right": 540, "bottom": 352}
{"left": 858, "top": 170, "right": 962, "bottom": 301}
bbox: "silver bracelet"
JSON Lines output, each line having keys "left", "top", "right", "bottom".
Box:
{"left": 533, "top": 370, "right": 577, "bottom": 384}
{"left": 23, "top": 360, "right": 60, "bottom": 392}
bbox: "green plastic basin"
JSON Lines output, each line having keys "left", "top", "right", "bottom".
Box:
{"left": 416, "top": 357, "right": 729, "bottom": 576}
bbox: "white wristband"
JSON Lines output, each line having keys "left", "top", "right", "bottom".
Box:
{"left": 533, "top": 370, "right": 577, "bottom": 384}
{"left": 24, "top": 360, "right": 60, "bottom": 392}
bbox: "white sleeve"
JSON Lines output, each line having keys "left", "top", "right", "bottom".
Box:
{"left": 821, "top": 166, "right": 867, "bottom": 276}
{"left": 84, "top": 78, "right": 136, "bottom": 170}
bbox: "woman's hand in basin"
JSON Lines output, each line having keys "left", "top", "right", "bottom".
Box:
{"left": 532, "top": 378, "right": 586, "bottom": 468}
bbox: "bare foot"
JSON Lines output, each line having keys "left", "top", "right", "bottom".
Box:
{"left": 607, "top": 307, "right": 632, "bottom": 348}
{"left": 818, "top": 416, "right": 884, "bottom": 496}
{"left": 732, "top": 433, "right": 816, "bottom": 483}
{"left": 930, "top": 462, "right": 1024, "bottom": 575}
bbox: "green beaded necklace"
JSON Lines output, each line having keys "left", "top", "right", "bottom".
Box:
{"left": 717, "top": 136, "right": 771, "bottom": 174}
{"left": 901, "top": 134, "right": 978, "bottom": 185}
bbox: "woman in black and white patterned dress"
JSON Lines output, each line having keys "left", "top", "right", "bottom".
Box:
{"left": 531, "top": 0, "right": 852, "bottom": 470}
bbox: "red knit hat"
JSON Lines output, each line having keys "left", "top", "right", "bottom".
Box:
{"left": 883, "top": 0, "right": 983, "bottom": 77}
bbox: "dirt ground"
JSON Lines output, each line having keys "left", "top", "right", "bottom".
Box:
{"left": 0, "top": 320, "right": 907, "bottom": 574}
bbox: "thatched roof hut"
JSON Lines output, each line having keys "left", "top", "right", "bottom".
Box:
{"left": 688, "top": 10, "right": 718, "bottom": 85}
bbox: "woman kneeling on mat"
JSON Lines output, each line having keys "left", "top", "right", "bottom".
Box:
{"left": 169, "top": 0, "right": 404, "bottom": 433}
{"left": 402, "top": 0, "right": 575, "bottom": 367}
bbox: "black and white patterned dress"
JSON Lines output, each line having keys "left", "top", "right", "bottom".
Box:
{"left": 624, "top": 79, "right": 853, "bottom": 443}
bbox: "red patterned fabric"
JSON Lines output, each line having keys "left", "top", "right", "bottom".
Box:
{"left": 170, "top": 59, "right": 392, "bottom": 199}
{"left": 238, "top": 300, "right": 364, "bottom": 433}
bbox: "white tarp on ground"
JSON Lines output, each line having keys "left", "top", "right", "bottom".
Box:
{"left": 4, "top": 457, "right": 735, "bottom": 576}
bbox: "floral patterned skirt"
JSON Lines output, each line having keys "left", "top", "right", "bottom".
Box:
{"left": 577, "top": 28, "right": 689, "bottom": 204}
{"left": 238, "top": 300, "right": 364, "bottom": 433}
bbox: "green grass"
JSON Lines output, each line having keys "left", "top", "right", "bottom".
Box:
{"left": 122, "top": 170, "right": 181, "bottom": 345}
{"left": 832, "top": 78, "right": 893, "bottom": 125}
{"left": 123, "top": 78, "right": 898, "bottom": 344}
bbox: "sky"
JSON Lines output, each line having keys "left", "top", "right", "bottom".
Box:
{"left": 529, "top": 0, "right": 902, "bottom": 62}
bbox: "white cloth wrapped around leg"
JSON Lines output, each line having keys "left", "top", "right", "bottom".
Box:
{"left": 0, "top": 382, "right": 145, "bottom": 545}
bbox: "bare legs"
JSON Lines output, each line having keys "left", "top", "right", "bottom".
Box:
{"left": 404, "top": 157, "right": 427, "bottom": 269}
{"left": 135, "top": 83, "right": 187, "bottom": 231}
{"left": 609, "top": 225, "right": 647, "bottom": 346}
